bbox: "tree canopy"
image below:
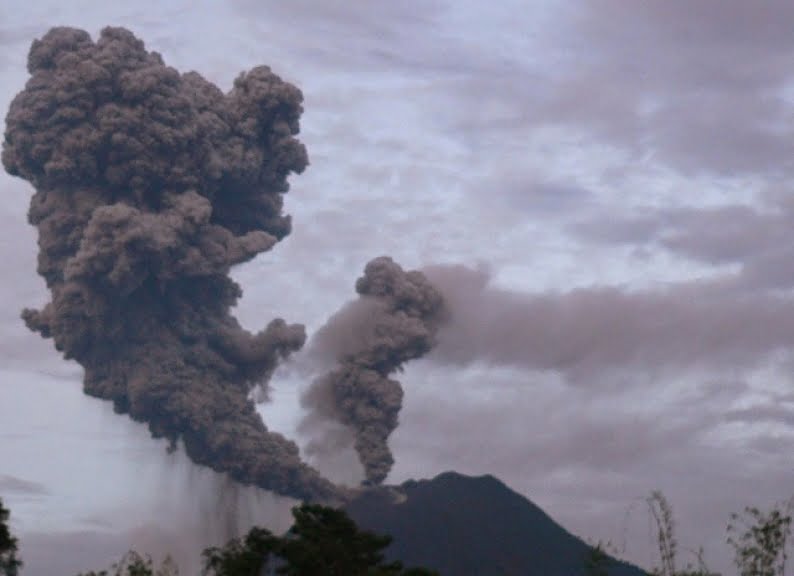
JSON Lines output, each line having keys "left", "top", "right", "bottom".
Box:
{"left": 0, "top": 498, "right": 22, "bottom": 576}
{"left": 75, "top": 503, "right": 438, "bottom": 576}
{"left": 204, "top": 503, "right": 438, "bottom": 576}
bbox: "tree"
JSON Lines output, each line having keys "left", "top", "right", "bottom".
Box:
{"left": 277, "top": 503, "right": 405, "bottom": 575}
{"left": 727, "top": 500, "right": 793, "bottom": 576}
{"left": 202, "top": 503, "right": 438, "bottom": 576}
{"left": 605, "top": 491, "right": 712, "bottom": 576}
{"left": 605, "top": 490, "right": 794, "bottom": 576}
{"left": 584, "top": 542, "right": 614, "bottom": 576}
{"left": 584, "top": 536, "right": 648, "bottom": 576}
{"left": 0, "top": 498, "right": 22, "bottom": 576}
{"left": 81, "top": 504, "right": 438, "bottom": 576}
{"left": 646, "top": 491, "right": 678, "bottom": 576}
{"left": 202, "top": 527, "right": 279, "bottom": 576}
{"left": 77, "top": 551, "right": 179, "bottom": 576}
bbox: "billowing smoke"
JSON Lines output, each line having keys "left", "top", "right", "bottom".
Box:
{"left": 302, "top": 256, "right": 446, "bottom": 485}
{"left": 423, "top": 264, "right": 794, "bottom": 384}
{"left": 2, "top": 27, "right": 338, "bottom": 501}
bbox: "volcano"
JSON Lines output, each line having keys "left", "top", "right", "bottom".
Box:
{"left": 345, "top": 471, "right": 648, "bottom": 576}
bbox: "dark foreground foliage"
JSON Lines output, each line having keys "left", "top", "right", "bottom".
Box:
{"left": 77, "top": 503, "right": 438, "bottom": 576}
{"left": 0, "top": 498, "right": 22, "bottom": 576}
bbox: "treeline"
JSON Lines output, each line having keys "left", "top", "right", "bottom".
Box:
{"left": 2, "top": 493, "right": 792, "bottom": 576}
{"left": 0, "top": 498, "right": 438, "bottom": 576}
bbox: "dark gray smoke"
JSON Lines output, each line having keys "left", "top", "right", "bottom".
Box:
{"left": 2, "top": 26, "right": 338, "bottom": 501}
{"left": 303, "top": 256, "right": 446, "bottom": 485}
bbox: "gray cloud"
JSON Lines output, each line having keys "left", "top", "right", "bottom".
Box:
{"left": 434, "top": 0, "right": 794, "bottom": 181}
{"left": 572, "top": 191, "right": 794, "bottom": 292}
{"left": 230, "top": 0, "right": 452, "bottom": 74}
{"left": 0, "top": 475, "right": 47, "bottom": 496}
{"left": 571, "top": 212, "right": 665, "bottom": 247}
{"left": 725, "top": 404, "right": 794, "bottom": 429}
{"left": 546, "top": 0, "right": 794, "bottom": 177}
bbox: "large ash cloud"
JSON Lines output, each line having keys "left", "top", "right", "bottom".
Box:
{"left": 303, "top": 256, "right": 446, "bottom": 485}
{"left": 2, "top": 26, "right": 338, "bottom": 501}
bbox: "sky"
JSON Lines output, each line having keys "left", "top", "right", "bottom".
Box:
{"left": 0, "top": 1, "right": 793, "bottom": 574}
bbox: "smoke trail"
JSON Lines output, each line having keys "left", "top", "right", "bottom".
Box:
{"left": 303, "top": 257, "right": 446, "bottom": 485}
{"left": 422, "top": 263, "right": 794, "bottom": 383}
{"left": 2, "top": 27, "right": 337, "bottom": 501}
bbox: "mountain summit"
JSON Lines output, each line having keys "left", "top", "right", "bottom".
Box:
{"left": 345, "top": 471, "right": 647, "bottom": 576}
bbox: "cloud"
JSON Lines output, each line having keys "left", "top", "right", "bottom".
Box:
{"left": 553, "top": 0, "right": 794, "bottom": 177}
{"left": 571, "top": 190, "right": 794, "bottom": 293}
{"left": 230, "top": 0, "right": 450, "bottom": 74}
{"left": 432, "top": 1, "right": 794, "bottom": 181}
{"left": 0, "top": 475, "right": 47, "bottom": 496}
{"left": 725, "top": 403, "right": 794, "bottom": 429}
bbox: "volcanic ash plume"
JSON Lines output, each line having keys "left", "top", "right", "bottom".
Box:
{"left": 2, "top": 26, "right": 337, "bottom": 501}
{"left": 303, "top": 257, "right": 446, "bottom": 485}
{"left": 422, "top": 263, "right": 794, "bottom": 383}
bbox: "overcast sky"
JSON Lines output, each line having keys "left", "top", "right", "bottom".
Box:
{"left": 1, "top": 1, "right": 793, "bottom": 575}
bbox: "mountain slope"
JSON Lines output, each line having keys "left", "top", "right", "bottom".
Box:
{"left": 345, "top": 471, "right": 647, "bottom": 576}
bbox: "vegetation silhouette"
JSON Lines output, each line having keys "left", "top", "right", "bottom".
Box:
{"left": 3, "top": 485, "right": 794, "bottom": 575}
{"left": 0, "top": 498, "right": 22, "bottom": 576}
{"left": 608, "top": 490, "right": 793, "bottom": 576}
{"left": 74, "top": 503, "right": 437, "bottom": 576}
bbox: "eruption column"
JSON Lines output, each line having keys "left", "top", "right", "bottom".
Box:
{"left": 3, "top": 26, "right": 337, "bottom": 501}
{"left": 303, "top": 257, "right": 446, "bottom": 485}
